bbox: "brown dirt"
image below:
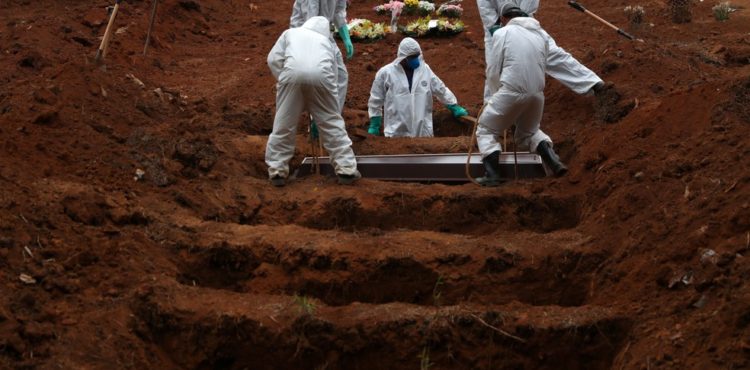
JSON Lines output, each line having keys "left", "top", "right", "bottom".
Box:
{"left": 1, "top": 0, "right": 749, "bottom": 369}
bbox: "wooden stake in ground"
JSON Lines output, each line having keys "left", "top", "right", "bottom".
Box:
{"left": 95, "top": 0, "right": 123, "bottom": 63}
{"left": 143, "top": 0, "right": 159, "bottom": 56}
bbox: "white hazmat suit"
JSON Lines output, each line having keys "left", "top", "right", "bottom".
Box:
{"left": 368, "top": 38, "right": 458, "bottom": 138}
{"left": 265, "top": 16, "right": 358, "bottom": 179}
{"left": 476, "top": 0, "right": 602, "bottom": 102}
{"left": 477, "top": 17, "right": 551, "bottom": 157}
{"left": 290, "top": 0, "right": 349, "bottom": 113}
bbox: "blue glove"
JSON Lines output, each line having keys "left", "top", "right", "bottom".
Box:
{"left": 338, "top": 25, "right": 354, "bottom": 60}
{"left": 310, "top": 120, "right": 319, "bottom": 139}
{"left": 368, "top": 116, "right": 382, "bottom": 136}
{"left": 446, "top": 104, "right": 468, "bottom": 118}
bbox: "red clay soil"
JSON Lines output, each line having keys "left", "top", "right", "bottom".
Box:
{"left": 1, "top": 0, "right": 749, "bottom": 369}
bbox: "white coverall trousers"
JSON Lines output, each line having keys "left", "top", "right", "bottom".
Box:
{"left": 482, "top": 32, "right": 602, "bottom": 102}
{"left": 265, "top": 81, "right": 357, "bottom": 178}
{"left": 477, "top": 89, "right": 551, "bottom": 157}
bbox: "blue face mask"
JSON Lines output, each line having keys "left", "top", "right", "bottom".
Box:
{"left": 406, "top": 56, "right": 420, "bottom": 70}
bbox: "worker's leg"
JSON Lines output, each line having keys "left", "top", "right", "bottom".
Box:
{"left": 514, "top": 93, "right": 551, "bottom": 153}
{"left": 516, "top": 93, "right": 568, "bottom": 176}
{"left": 476, "top": 90, "right": 523, "bottom": 158}
{"left": 542, "top": 30, "right": 603, "bottom": 95}
{"left": 307, "top": 83, "right": 358, "bottom": 177}
{"left": 265, "top": 83, "right": 304, "bottom": 179}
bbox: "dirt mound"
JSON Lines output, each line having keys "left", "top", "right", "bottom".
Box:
{"left": 1, "top": 0, "right": 749, "bottom": 369}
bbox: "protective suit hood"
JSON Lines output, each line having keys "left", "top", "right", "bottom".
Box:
{"left": 302, "top": 16, "right": 332, "bottom": 38}
{"left": 506, "top": 17, "right": 541, "bottom": 31}
{"left": 491, "top": 0, "right": 539, "bottom": 16}
{"left": 394, "top": 37, "right": 423, "bottom": 64}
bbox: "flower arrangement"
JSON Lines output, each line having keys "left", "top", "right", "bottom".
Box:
{"left": 404, "top": 0, "right": 435, "bottom": 15}
{"left": 403, "top": 17, "right": 464, "bottom": 37}
{"left": 374, "top": 1, "right": 405, "bottom": 16}
{"left": 436, "top": 3, "right": 463, "bottom": 18}
{"left": 342, "top": 19, "right": 391, "bottom": 42}
{"left": 416, "top": 1, "right": 436, "bottom": 15}
{"left": 377, "top": 0, "right": 434, "bottom": 16}
{"left": 404, "top": 17, "right": 431, "bottom": 36}
{"left": 436, "top": 17, "right": 464, "bottom": 34}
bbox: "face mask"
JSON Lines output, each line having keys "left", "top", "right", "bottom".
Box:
{"left": 406, "top": 56, "right": 420, "bottom": 70}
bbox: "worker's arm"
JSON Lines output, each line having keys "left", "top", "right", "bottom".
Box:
{"left": 333, "top": 0, "right": 348, "bottom": 30}
{"left": 368, "top": 69, "right": 388, "bottom": 118}
{"left": 428, "top": 68, "right": 467, "bottom": 118}
{"left": 367, "top": 69, "right": 388, "bottom": 135}
{"left": 334, "top": 0, "right": 353, "bottom": 59}
{"left": 520, "top": 0, "right": 539, "bottom": 16}
{"left": 289, "top": 0, "right": 305, "bottom": 28}
{"left": 477, "top": 0, "right": 498, "bottom": 33}
{"left": 428, "top": 68, "right": 457, "bottom": 106}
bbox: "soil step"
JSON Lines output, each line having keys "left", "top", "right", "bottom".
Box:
{"left": 275, "top": 184, "right": 580, "bottom": 234}
{"left": 133, "top": 280, "right": 631, "bottom": 370}
{"left": 152, "top": 180, "right": 582, "bottom": 235}
{"left": 165, "top": 223, "right": 604, "bottom": 307}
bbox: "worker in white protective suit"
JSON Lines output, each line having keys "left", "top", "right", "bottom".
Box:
{"left": 475, "top": 5, "right": 567, "bottom": 186}
{"left": 476, "top": 0, "right": 604, "bottom": 103}
{"left": 266, "top": 16, "right": 360, "bottom": 187}
{"left": 367, "top": 38, "right": 469, "bottom": 137}
{"left": 290, "top": 0, "right": 353, "bottom": 115}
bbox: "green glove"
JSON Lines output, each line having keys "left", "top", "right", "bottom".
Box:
{"left": 446, "top": 104, "right": 468, "bottom": 118}
{"left": 368, "top": 116, "right": 382, "bottom": 136}
{"left": 310, "top": 120, "right": 319, "bottom": 140}
{"left": 338, "top": 25, "right": 354, "bottom": 59}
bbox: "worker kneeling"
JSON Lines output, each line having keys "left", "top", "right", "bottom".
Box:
{"left": 266, "top": 16, "right": 360, "bottom": 187}
{"left": 368, "top": 37, "right": 468, "bottom": 137}
{"left": 476, "top": 5, "right": 567, "bottom": 187}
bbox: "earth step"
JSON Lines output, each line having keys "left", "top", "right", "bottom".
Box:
{"left": 157, "top": 178, "right": 581, "bottom": 234}
{"left": 134, "top": 280, "right": 631, "bottom": 370}
{"left": 170, "top": 224, "right": 605, "bottom": 307}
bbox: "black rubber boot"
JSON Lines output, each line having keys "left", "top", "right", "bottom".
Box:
{"left": 536, "top": 141, "right": 568, "bottom": 177}
{"left": 270, "top": 175, "right": 286, "bottom": 187}
{"left": 337, "top": 170, "right": 362, "bottom": 185}
{"left": 475, "top": 151, "right": 503, "bottom": 187}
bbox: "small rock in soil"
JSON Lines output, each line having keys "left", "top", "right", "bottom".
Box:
{"left": 19, "top": 274, "right": 36, "bottom": 284}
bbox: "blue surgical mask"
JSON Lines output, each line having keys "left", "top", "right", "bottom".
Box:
{"left": 406, "top": 57, "right": 420, "bottom": 70}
